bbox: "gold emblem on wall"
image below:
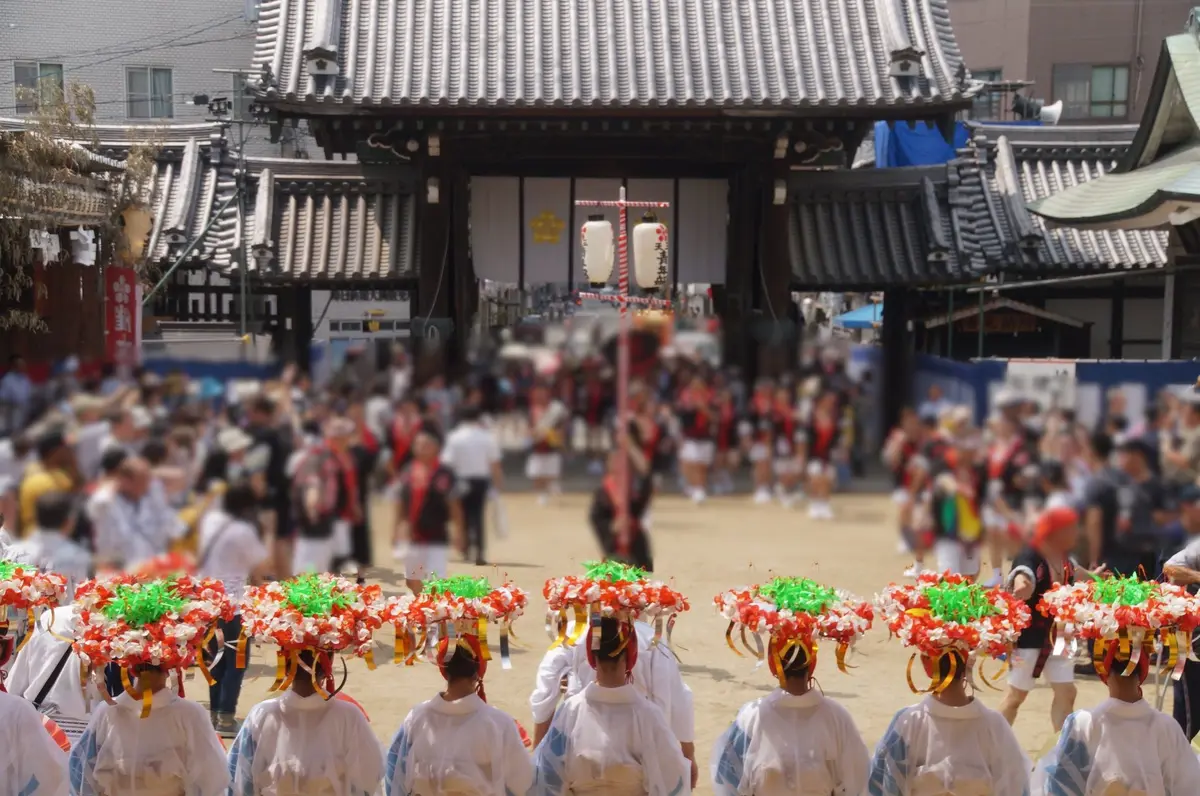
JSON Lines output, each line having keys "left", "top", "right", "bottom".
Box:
{"left": 530, "top": 211, "right": 565, "bottom": 244}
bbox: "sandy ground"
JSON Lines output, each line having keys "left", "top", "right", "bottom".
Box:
{"left": 231, "top": 491, "right": 1120, "bottom": 793}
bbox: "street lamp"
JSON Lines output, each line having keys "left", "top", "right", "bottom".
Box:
{"left": 576, "top": 186, "right": 672, "bottom": 557}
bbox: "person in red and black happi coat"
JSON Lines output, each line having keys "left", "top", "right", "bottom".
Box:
{"left": 577, "top": 360, "right": 612, "bottom": 475}
{"left": 983, "top": 409, "right": 1036, "bottom": 586}
{"left": 711, "top": 387, "right": 740, "bottom": 495}
{"left": 740, "top": 379, "right": 777, "bottom": 505}
{"left": 289, "top": 417, "right": 362, "bottom": 576}
{"left": 389, "top": 395, "right": 425, "bottom": 480}
{"left": 805, "top": 390, "right": 846, "bottom": 520}
{"left": 627, "top": 384, "right": 673, "bottom": 493}
{"left": 589, "top": 432, "right": 655, "bottom": 571}
{"left": 884, "top": 407, "right": 934, "bottom": 573}
{"left": 769, "top": 384, "right": 807, "bottom": 509}
{"left": 394, "top": 425, "right": 463, "bottom": 594}
{"left": 676, "top": 375, "right": 716, "bottom": 504}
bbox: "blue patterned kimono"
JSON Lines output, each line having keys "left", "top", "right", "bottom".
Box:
{"left": 0, "top": 690, "right": 68, "bottom": 796}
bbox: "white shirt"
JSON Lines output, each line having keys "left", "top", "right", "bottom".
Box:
{"left": 868, "top": 696, "right": 1030, "bottom": 795}
{"left": 385, "top": 692, "right": 533, "bottom": 796}
{"left": 529, "top": 683, "right": 691, "bottom": 796}
{"left": 196, "top": 509, "right": 268, "bottom": 606}
{"left": 230, "top": 690, "right": 384, "bottom": 796}
{"left": 441, "top": 423, "right": 501, "bottom": 480}
{"left": 74, "top": 422, "right": 111, "bottom": 483}
{"left": 8, "top": 529, "right": 91, "bottom": 599}
{"left": 68, "top": 690, "right": 229, "bottom": 796}
{"left": 86, "top": 485, "right": 174, "bottom": 568}
{"left": 530, "top": 621, "right": 696, "bottom": 744}
{"left": 0, "top": 689, "right": 69, "bottom": 796}
{"left": 7, "top": 605, "right": 100, "bottom": 723}
{"left": 1032, "top": 698, "right": 1200, "bottom": 796}
{"left": 711, "top": 689, "right": 869, "bottom": 796}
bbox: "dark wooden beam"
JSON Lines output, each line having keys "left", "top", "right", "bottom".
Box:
{"left": 1108, "top": 279, "right": 1124, "bottom": 358}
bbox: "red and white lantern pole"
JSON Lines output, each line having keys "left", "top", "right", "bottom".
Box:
{"left": 576, "top": 186, "right": 671, "bottom": 557}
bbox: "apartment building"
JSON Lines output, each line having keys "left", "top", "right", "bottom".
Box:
{"left": 0, "top": 0, "right": 290, "bottom": 154}
{"left": 952, "top": 0, "right": 1193, "bottom": 122}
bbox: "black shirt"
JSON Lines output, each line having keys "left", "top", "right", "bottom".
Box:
{"left": 1010, "top": 546, "right": 1076, "bottom": 649}
{"left": 398, "top": 463, "right": 457, "bottom": 545}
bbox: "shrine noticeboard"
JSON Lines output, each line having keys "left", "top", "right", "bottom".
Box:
{"left": 104, "top": 266, "right": 141, "bottom": 365}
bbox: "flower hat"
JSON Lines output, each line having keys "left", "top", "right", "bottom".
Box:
{"left": 1040, "top": 574, "right": 1200, "bottom": 681}
{"left": 714, "top": 576, "right": 874, "bottom": 683}
{"left": 384, "top": 575, "right": 528, "bottom": 673}
{"left": 542, "top": 561, "right": 690, "bottom": 653}
{"left": 876, "top": 572, "right": 1031, "bottom": 693}
{"left": 0, "top": 557, "right": 68, "bottom": 672}
{"left": 73, "top": 574, "right": 233, "bottom": 716}
{"left": 240, "top": 574, "right": 384, "bottom": 698}
{"left": 127, "top": 552, "right": 197, "bottom": 582}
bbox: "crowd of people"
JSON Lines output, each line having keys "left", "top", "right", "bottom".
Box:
{"left": 0, "top": 340, "right": 1197, "bottom": 795}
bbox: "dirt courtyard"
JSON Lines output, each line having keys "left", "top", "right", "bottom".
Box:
{"left": 234, "top": 491, "right": 1117, "bottom": 793}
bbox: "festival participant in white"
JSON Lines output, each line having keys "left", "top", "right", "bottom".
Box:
{"left": 229, "top": 574, "right": 386, "bottom": 796}
{"left": 711, "top": 576, "right": 873, "bottom": 796}
{"left": 870, "top": 573, "right": 1033, "bottom": 795}
{"left": 7, "top": 603, "right": 99, "bottom": 727}
{"left": 0, "top": 686, "right": 70, "bottom": 796}
{"left": 0, "top": 552, "right": 67, "bottom": 691}
{"left": 383, "top": 576, "right": 532, "bottom": 795}
{"left": 1032, "top": 575, "right": 1200, "bottom": 794}
{"left": 530, "top": 563, "right": 695, "bottom": 765}
{"left": 68, "top": 573, "right": 232, "bottom": 796}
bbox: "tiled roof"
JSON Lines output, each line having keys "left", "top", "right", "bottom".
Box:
{"left": 246, "top": 159, "right": 417, "bottom": 281}
{"left": 787, "top": 165, "right": 990, "bottom": 287}
{"left": 969, "top": 123, "right": 1168, "bottom": 271}
{"left": 252, "top": 0, "right": 976, "bottom": 111}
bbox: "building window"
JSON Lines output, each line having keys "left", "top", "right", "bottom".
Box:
{"left": 1052, "top": 64, "right": 1129, "bottom": 119}
{"left": 971, "top": 69, "right": 1003, "bottom": 120}
{"left": 13, "top": 61, "right": 64, "bottom": 114}
{"left": 126, "top": 67, "right": 174, "bottom": 119}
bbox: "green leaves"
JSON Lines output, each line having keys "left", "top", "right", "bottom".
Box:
{"left": 758, "top": 577, "right": 839, "bottom": 615}
{"left": 424, "top": 575, "right": 493, "bottom": 599}
{"left": 101, "top": 581, "right": 186, "bottom": 628}
{"left": 1091, "top": 575, "right": 1157, "bottom": 607}
{"left": 282, "top": 574, "right": 355, "bottom": 617}
{"left": 923, "top": 582, "right": 1000, "bottom": 623}
{"left": 583, "top": 561, "right": 648, "bottom": 583}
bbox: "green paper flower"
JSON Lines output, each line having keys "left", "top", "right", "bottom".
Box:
{"left": 758, "top": 577, "right": 839, "bottom": 615}
{"left": 584, "top": 560, "right": 647, "bottom": 583}
{"left": 1091, "top": 575, "right": 1157, "bottom": 606}
{"left": 923, "top": 582, "right": 1000, "bottom": 624}
{"left": 424, "top": 575, "right": 493, "bottom": 599}
{"left": 101, "top": 581, "right": 187, "bottom": 628}
{"left": 0, "top": 559, "right": 19, "bottom": 581}
{"left": 282, "top": 574, "right": 355, "bottom": 617}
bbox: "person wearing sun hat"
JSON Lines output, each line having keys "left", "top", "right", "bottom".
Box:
{"left": 869, "top": 572, "right": 1032, "bottom": 795}
{"left": 710, "top": 576, "right": 873, "bottom": 796}
{"left": 531, "top": 562, "right": 696, "bottom": 774}
{"left": 382, "top": 575, "right": 532, "bottom": 796}
{"left": 227, "top": 573, "right": 385, "bottom": 796}
{"left": 68, "top": 573, "right": 232, "bottom": 796}
{"left": 530, "top": 565, "right": 693, "bottom": 796}
{"left": 1032, "top": 574, "right": 1200, "bottom": 794}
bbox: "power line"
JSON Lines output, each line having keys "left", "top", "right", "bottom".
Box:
{"left": 0, "top": 26, "right": 254, "bottom": 89}
{"left": 0, "top": 13, "right": 244, "bottom": 65}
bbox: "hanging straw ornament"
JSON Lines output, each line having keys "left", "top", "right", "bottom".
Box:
{"left": 388, "top": 575, "right": 528, "bottom": 671}
{"left": 1039, "top": 574, "right": 1200, "bottom": 681}
{"left": 876, "top": 572, "right": 1030, "bottom": 694}
{"left": 715, "top": 576, "right": 874, "bottom": 682}
{"left": 73, "top": 574, "right": 233, "bottom": 717}
{"left": 543, "top": 561, "right": 690, "bottom": 652}
{"left": 240, "top": 574, "right": 385, "bottom": 699}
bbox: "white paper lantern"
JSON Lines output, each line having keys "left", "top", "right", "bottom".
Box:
{"left": 580, "top": 215, "right": 614, "bottom": 286}
{"left": 632, "top": 212, "right": 668, "bottom": 292}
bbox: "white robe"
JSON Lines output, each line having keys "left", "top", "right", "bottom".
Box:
{"left": 0, "top": 689, "right": 70, "bottom": 796}
{"left": 384, "top": 692, "right": 533, "bottom": 796}
{"left": 530, "top": 621, "right": 695, "bottom": 744}
{"left": 8, "top": 605, "right": 100, "bottom": 723}
{"left": 711, "top": 689, "right": 869, "bottom": 796}
{"left": 1031, "top": 698, "right": 1200, "bottom": 796}
{"left": 867, "top": 696, "right": 1030, "bottom": 796}
{"left": 228, "top": 690, "right": 384, "bottom": 796}
{"left": 530, "top": 683, "right": 691, "bottom": 796}
{"left": 67, "top": 690, "right": 228, "bottom": 796}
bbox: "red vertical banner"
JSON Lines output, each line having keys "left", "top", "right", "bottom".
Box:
{"left": 103, "top": 266, "right": 141, "bottom": 366}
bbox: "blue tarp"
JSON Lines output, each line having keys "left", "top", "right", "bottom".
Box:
{"left": 833, "top": 303, "right": 884, "bottom": 329}
{"left": 873, "top": 120, "right": 1041, "bottom": 168}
